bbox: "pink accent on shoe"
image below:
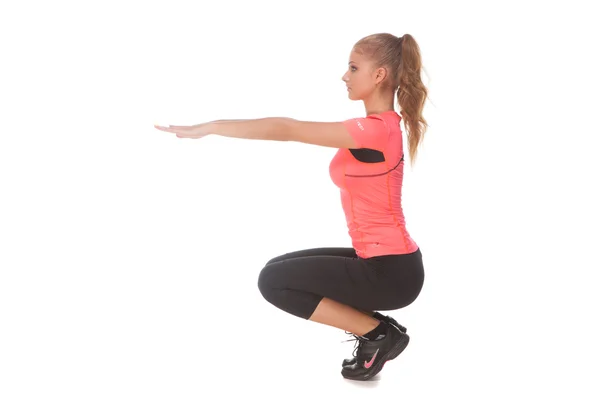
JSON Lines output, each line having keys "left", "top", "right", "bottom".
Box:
{"left": 364, "top": 349, "right": 379, "bottom": 369}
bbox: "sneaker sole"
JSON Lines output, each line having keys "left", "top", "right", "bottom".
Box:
{"left": 342, "top": 332, "right": 410, "bottom": 381}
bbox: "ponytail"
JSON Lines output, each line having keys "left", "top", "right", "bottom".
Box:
{"left": 396, "top": 34, "right": 429, "bottom": 168}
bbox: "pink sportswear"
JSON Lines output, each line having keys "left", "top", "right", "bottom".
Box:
{"left": 329, "top": 110, "right": 419, "bottom": 258}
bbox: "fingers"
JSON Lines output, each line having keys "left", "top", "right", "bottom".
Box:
{"left": 153, "top": 124, "right": 196, "bottom": 138}
{"left": 154, "top": 125, "right": 173, "bottom": 132}
{"left": 154, "top": 125, "right": 180, "bottom": 134}
{"left": 154, "top": 124, "right": 193, "bottom": 129}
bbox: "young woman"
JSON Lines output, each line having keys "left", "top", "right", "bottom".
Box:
{"left": 155, "top": 32, "right": 429, "bottom": 381}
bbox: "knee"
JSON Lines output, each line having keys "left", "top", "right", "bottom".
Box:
{"left": 264, "top": 253, "right": 285, "bottom": 266}
{"left": 257, "top": 263, "right": 278, "bottom": 300}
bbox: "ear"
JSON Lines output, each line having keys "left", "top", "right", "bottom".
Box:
{"left": 374, "top": 66, "right": 388, "bottom": 85}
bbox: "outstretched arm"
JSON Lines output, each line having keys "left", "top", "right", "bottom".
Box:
{"left": 206, "top": 118, "right": 359, "bottom": 149}
{"left": 156, "top": 117, "right": 360, "bottom": 149}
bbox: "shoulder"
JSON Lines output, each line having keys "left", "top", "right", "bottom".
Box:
{"left": 343, "top": 112, "right": 390, "bottom": 133}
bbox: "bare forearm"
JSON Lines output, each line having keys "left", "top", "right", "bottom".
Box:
{"left": 206, "top": 117, "right": 294, "bottom": 141}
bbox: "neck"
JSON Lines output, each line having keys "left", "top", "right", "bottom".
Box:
{"left": 363, "top": 92, "right": 395, "bottom": 116}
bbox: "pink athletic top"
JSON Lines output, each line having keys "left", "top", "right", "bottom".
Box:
{"left": 329, "top": 110, "right": 419, "bottom": 258}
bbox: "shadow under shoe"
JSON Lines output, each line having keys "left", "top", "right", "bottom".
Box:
{"left": 342, "top": 314, "right": 407, "bottom": 367}
{"left": 341, "top": 322, "right": 409, "bottom": 381}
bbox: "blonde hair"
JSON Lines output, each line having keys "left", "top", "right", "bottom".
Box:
{"left": 354, "top": 33, "right": 429, "bottom": 168}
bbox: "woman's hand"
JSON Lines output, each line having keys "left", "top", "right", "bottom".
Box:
{"left": 154, "top": 123, "right": 211, "bottom": 139}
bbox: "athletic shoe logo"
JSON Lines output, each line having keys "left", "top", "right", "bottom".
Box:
{"left": 364, "top": 349, "right": 379, "bottom": 369}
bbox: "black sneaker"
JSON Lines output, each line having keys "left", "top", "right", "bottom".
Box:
{"left": 341, "top": 314, "right": 407, "bottom": 367}
{"left": 341, "top": 322, "right": 410, "bottom": 381}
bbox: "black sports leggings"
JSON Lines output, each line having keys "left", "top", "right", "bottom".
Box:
{"left": 257, "top": 247, "right": 424, "bottom": 320}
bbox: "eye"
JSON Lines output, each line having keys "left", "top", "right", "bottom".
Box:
{"left": 350, "top": 66, "right": 357, "bottom": 72}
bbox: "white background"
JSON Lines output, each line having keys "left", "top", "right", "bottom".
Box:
{"left": 1, "top": 0, "right": 599, "bottom": 398}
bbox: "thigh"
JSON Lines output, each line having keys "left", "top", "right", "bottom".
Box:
{"left": 259, "top": 252, "right": 386, "bottom": 311}
{"left": 265, "top": 247, "right": 358, "bottom": 265}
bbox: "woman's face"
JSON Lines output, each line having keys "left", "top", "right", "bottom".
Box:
{"left": 342, "top": 50, "right": 378, "bottom": 101}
